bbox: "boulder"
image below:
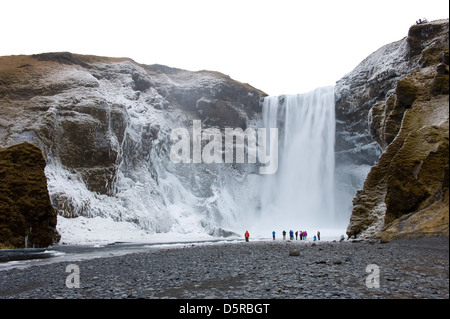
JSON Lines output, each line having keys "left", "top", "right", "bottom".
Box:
{"left": 289, "top": 250, "right": 300, "bottom": 256}
{"left": 0, "top": 142, "right": 60, "bottom": 248}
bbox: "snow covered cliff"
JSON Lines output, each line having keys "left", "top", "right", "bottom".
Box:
{"left": 0, "top": 53, "right": 266, "bottom": 244}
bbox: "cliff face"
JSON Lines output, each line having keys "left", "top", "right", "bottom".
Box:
{"left": 334, "top": 23, "right": 422, "bottom": 220}
{"left": 0, "top": 142, "right": 60, "bottom": 248}
{"left": 344, "top": 19, "right": 449, "bottom": 239}
{"left": 0, "top": 53, "right": 266, "bottom": 241}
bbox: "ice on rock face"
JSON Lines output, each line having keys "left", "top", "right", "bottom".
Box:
{"left": 33, "top": 60, "right": 265, "bottom": 243}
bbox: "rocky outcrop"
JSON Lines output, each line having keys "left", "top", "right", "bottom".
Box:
{"left": 0, "top": 52, "right": 266, "bottom": 238}
{"left": 143, "top": 64, "right": 263, "bottom": 129}
{"left": 0, "top": 142, "right": 60, "bottom": 248}
{"left": 344, "top": 19, "right": 449, "bottom": 239}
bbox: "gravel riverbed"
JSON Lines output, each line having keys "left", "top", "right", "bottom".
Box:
{"left": 0, "top": 237, "right": 448, "bottom": 299}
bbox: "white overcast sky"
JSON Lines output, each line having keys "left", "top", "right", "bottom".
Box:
{"left": 1, "top": 0, "right": 449, "bottom": 96}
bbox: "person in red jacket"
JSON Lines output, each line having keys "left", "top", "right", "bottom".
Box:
{"left": 245, "top": 231, "right": 250, "bottom": 242}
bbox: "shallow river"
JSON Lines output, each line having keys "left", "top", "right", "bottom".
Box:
{"left": 0, "top": 239, "right": 244, "bottom": 271}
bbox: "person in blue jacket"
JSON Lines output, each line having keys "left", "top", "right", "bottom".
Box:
{"left": 272, "top": 231, "right": 276, "bottom": 240}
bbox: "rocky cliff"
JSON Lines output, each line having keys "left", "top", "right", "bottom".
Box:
{"left": 341, "top": 19, "right": 449, "bottom": 239}
{"left": 0, "top": 53, "right": 266, "bottom": 244}
{"left": 0, "top": 142, "right": 60, "bottom": 248}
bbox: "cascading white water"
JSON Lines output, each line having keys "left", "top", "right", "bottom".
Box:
{"left": 255, "top": 86, "right": 337, "bottom": 236}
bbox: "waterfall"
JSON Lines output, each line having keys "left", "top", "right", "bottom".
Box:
{"left": 255, "top": 86, "right": 338, "bottom": 235}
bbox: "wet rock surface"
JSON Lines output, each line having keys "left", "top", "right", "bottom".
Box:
{"left": 0, "top": 238, "right": 448, "bottom": 299}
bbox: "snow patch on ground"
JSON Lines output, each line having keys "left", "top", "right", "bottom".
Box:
{"left": 56, "top": 215, "right": 219, "bottom": 245}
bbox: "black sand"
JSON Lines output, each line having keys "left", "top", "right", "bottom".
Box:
{"left": 0, "top": 237, "right": 448, "bottom": 299}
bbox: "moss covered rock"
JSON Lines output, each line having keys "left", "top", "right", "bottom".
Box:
{"left": 0, "top": 142, "right": 60, "bottom": 248}
{"left": 347, "top": 19, "right": 449, "bottom": 239}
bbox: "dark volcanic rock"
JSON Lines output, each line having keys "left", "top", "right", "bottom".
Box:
{"left": 0, "top": 142, "right": 60, "bottom": 248}
{"left": 0, "top": 239, "right": 448, "bottom": 299}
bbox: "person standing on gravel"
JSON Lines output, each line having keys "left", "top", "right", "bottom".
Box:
{"left": 272, "top": 231, "right": 276, "bottom": 240}
{"left": 282, "top": 230, "right": 286, "bottom": 240}
{"left": 317, "top": 231, "right": 321, "bottom": 241}
{"left": 245, "top": 230, "right": 250, "bottom": 242}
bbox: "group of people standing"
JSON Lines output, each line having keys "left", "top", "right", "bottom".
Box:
{"left": 244, "top": 230, "right": 321, "bottom": 242}
{"left": 273, "top": 230, "right": 320, "bottom": 241}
